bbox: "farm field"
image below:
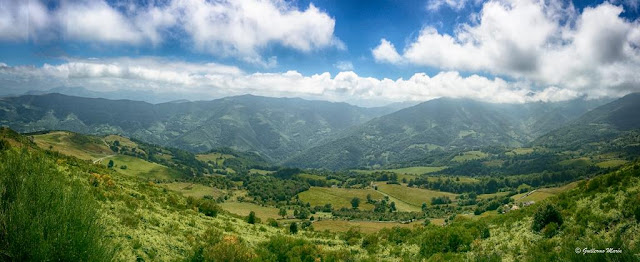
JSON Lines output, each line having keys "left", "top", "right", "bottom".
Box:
{"left": 596, "top": 159, "right": 628, "bottom": 168}
{"left": 33, "top": 131, "right": 112, "bottom": 160}
{"left": 111, "top": 155, "right": 182, "bottom": 180}
{"left": 312, "top": 220, "right": 421, "bottom": 233}
{"left": 163, "top": 182, "right": 226, "bottom": 199}
{"left": 512, "top": 181, "right": 580, "bottom": 203}
{"left": 298, "top": 187, "right": 384, "bottom": 210}
{"left": 452, "top": 151, "right": 488, "bottom": 162}
{"left": 219, "top": 201, "right": 282, "bottom": 220}
{"left": 196, "top": 152, "right": 234, "bottom": 165}
{"left": 353, "top": 166, "right": 446, "bottom": 175}
{"left": 375, "top": 183, "right": 458, "bottom": 208}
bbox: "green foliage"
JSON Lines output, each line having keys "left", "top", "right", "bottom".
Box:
{"left": 289, "top": 222, "right": 298, "bottom": 234}
{"left": 532, "top": 203, "right": 563, "bottom": 232}
{"left": 0, "top": 149, "right": 114, "bottom": 261}
{"left": 247, "top": 211, "right": 257, "bottom": 224}
{"left": 351, "top": 197, "right": 361, "bottom": 209}
{"left": 257, "top": 235, "right": 352, "bottom": 262}
{"left": 196, "top": 199, "right": 221, "bottom": 217}
{"left": 108, "top": 159, "right": 114, "bottom": 168}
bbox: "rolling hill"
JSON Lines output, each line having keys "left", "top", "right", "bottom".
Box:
{"left": 0, "top": 93, "right": 392, "bottom": 162}
{"left": 285, "top": 97, "right": 609, "bottom": 169}
{"left": 534, "top": 93, "right": 640, "bottom": 151}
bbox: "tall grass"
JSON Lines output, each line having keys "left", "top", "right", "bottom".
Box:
{"left": 0, "top": 148, "right": 114, "bottom": 261}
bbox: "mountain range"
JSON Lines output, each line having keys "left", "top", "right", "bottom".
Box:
{"left": 2, "top": 92, "right": 638, "bottom": 169}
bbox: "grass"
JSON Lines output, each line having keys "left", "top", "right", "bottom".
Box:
{"left": 508, "top": 148, "right": 534, "bottom": 155}
{"left": 298, "top": 187, "right": 384, "bottom": 210}
{"left": 452, "top": 151, "right": 488, "bottom": 162}
{"left": 312, "top": 220, "right": 421, "bottom": 234}
{"left": 423, "top": 176, "right": 479, "bottom": 183}
{"left": 558, "top": 157, "right": 593, "bottom": 166}
{"left": 219, "top": 202, "right": 282, "bottom": 220}
{"left": 512, "top": 181, "right": 579, "bottom": 203}
{"left": 104, "top": 135, "right": 138, "bottom": 148}
{"left": 353, "top": 166, "right": 447, "bottom": 176}
{"left": 196, "top": 152, "right": 235, "bottom": 165}
{"left": 249, "top": 168, "right": 273, "bottom": 175}
{"left": 477, "top": 191, "right": 509, "bottom": 200}
{"left": 111, "top": 155, "right": 182, "bottom": 180}
{"left": 163, "top": 182, "right": 226, "bottom": 199}
{"left": 33, "top": 131, "right": 112, "bottom": 160}
{"left": 374, "top": 184, "right": 458, "bottom": 209}
{"left": 596, "top": 159, "right": 628, "bottom": 168}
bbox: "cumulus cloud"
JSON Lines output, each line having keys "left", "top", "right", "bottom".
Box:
{"left": 374, "top": 0, "right": 640, "bottom": 99}
{"left": 427, "top": 0, "right": 469, "bottom": 11}
{"left": 0, "top": 58, "right": 582, "bottom": 106}
{"left": 372, "top": 39, "right": 403, "bottom": 64}
{"left": 334, "top": 61, "right": 354, "bottom": 71}
{"left": 0, "top": 0, "right": 340, "bottom": 64}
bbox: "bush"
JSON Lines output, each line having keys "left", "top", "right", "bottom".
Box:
{"left": 532, "top": 203, "right": 563, "bottom": 232}
{"left": 0, "top": 149, "right": 114, "bottom": 261}
{"left": 197, "top": 199, "right": 221, "bottom": 217}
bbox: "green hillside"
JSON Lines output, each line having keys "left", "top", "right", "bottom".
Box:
{"left": 1, "top": 127, "right": 639, "bottom": 261}
{"left": 0, "top": 93, "right": 391, "bottom": 162}
{"left": 285, "top": 98, "right": 607, "bottom": 169}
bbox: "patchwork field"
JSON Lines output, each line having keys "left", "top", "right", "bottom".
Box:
{"left": 298, "top": 187, "right": 384, "bottom": 210}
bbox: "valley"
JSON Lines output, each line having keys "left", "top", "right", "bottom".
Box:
{"left": 1, "top": 93, "right": 639, "bottom": 261}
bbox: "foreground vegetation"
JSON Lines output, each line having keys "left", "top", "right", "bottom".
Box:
{"left": 1, "top": 127, "right": 639, "bottom": 261}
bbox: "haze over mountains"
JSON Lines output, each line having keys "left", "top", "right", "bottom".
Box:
{"left": 2, "top": 92, "right": 633, "bottom": 169}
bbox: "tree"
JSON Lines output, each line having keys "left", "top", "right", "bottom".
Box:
{"left": 279, "top": 207, "right": 287, "bottom": 218}
{"left": 532, "top": 203, "right": 563, "bottom": 232}
{"left": 351, "top": 197, "right": 361, "bottom": 209}
{"left": 247, "top": 211, "right": 257, "bottom": 224}
{"left": 107, "top": 159, "right": 114, "bottom": 168}
{"left": 289, "top": 222, "right": 298, "bottom": 234}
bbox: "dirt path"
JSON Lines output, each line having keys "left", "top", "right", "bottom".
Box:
{"left": 93, "top": 155, "right": 115, "bottom": 164}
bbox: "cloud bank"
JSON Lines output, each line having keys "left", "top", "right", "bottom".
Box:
{"left": 0, "top": 0, "right": 341, "bottom": 65}
{"left": 0, "top": 57, "right": 579, "bottom": 106}
{"left": 373, "top": 0, "right": 640, "bottom": 99}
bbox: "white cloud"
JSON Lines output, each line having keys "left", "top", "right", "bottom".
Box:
{"left": 334, "top": 61, "right": 354, "bottom": 71}
{"left": 372, "top": 39, "right": 403, "bottom": 64}
{"left": 0, "top": 1, "right": 50, "bottom": 41}
{"left": 0, "top": 0, "right": 340, "bottom": 63}
{"left": 0, "top": 57, "right": 584, "bottom": 106}
{"left": 375, "top": 0, "right": 640, "bottom": 99}
{"left": 427, "top": 0, "right": 469, "bottom": 11}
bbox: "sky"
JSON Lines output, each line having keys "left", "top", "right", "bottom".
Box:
{"left": 1, "top": 0, "right": 640, "bottom": 106}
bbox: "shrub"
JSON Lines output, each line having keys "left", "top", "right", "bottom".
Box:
{"left": 247, "top": 211, "right": 257, "bottom": 224}
{"left": 0, "top": 149, "right": 114, "bottom": 261}
{"left": 197, "top": 199, "right": 221, "bottom": 217}
{"left": 289, "top": 222, "right": 298, "bottom": 234}
{"left": 532, "top": 203, "right": 563, "bottom": 232}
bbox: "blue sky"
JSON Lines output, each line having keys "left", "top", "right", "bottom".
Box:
{"left": 1, "top": 0, "right": 640, "bottom": 106}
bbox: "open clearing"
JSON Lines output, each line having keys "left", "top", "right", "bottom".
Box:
{"left": 313, "top": 220, "right": 421, "bottom": 233}
{"left": 298, "top": 187, "right": 384, "bottom": 210}
{"left": 219, "top": 202, "right": 282, "bottom": 220}
{"left": 452, "top": 151, "right": 488, "bottom": 162}
{"left": 512, "top": 181, "right": 579, "bottom": 203}
{"left": 33, "top": 131, "right": 112, "bottom": 160}
{"left": 353, "top": 166, "right": 446, "bottom": 176}
{"left": 596, "top": 159, "right": 628, "bottom": 168}
{"left": 111, "top": 155, "right": 181, "bottom": 180}
{"left": 196, "top": 152, "right": 234, "bottom": 165}
{"left": 163, "top": 182, "right": 226, "bottom": 199}
{"left": 375, "top": 183, "right": 458, "bottom": 208}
